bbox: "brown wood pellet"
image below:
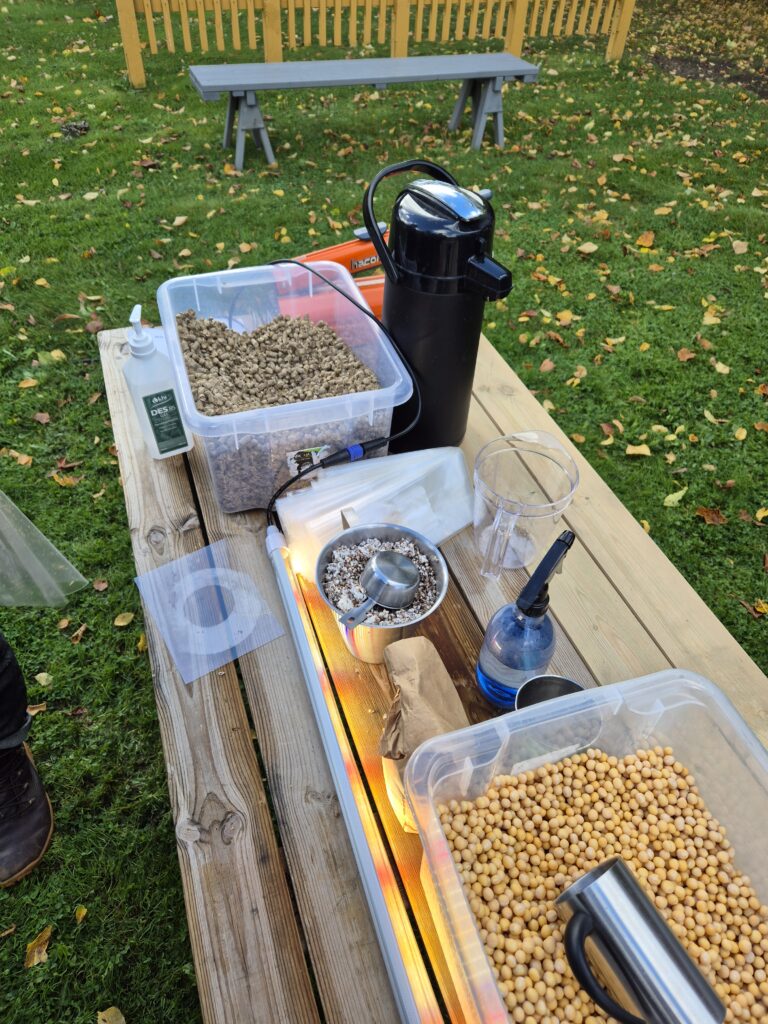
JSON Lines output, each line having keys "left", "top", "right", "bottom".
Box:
{"left": 439, "top": 746, "right": 768, "bottom": 1023}
{"left": 176, "top": 310, "right": 379, "bottom": 416}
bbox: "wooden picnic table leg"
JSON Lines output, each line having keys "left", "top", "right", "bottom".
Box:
{"left": 223, "top": 92, "right": 237, "bottom": 148}
{"left": 448, "top": 77, "right": 472, "bottom": 132}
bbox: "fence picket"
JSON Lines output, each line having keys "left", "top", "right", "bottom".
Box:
{"left": 286, "top": 0, "right": 296, "bottom": 47}
{"left": 427, "top": 0, "right": 439, "bottom": 40}
{"left": 467, "top": 0, "right": 481, "bottom": 38}
{"left": 601, "top": 0, "right": 615, "bottom": 32}
{"left": 527, "top": 0, "right": 541, "bottom": 34}
{"left": 494, "top": 0, "right": 507, "bottom": 38}
{"left": 577, "top": 0, "right": 591, "bottom": 33}
{"left": 441, "top": 0, "right": 455, "bottom": 42}
{"left": 159, "top": 0, "right": 176, "bottom": 51}
{"left": 455, "top": 0, "right": 468, "bottom": 37}
{"left": 564, "top": 0, "right": 578, "bottom": 34}
{"left": 552, "top": 0, "right": 567, "bottom": 34}
{"left": 481, "top": 0, "right": 495, "bottom": 38}
{"left": 211, "top": 0, "right": 225, "bottom": 48}
{"left": 246, "top": 0, "right": 258, "bottom": 47}
{"left": 142, "top": 0, "right": 158, "bottom": 52}
{"left": 539, "top": 0, "right": 554, "bottom": 34}
{"left": 230, "top": 0, "right": 242, "bottom": 48}
{"left": 177, "top": 0, "right": 192, "bottom": 49}
{"left": 378, "top": 0, "right": 387, "bottom": 42}
{"left": 363, "top": 0, "right": 374, "bottom": 41}
{"left": 348, "top": 0, "right": 358, "bottom": 44}
{"left": 413, "top": 0, "right": 425, "bottom": 39}
{"left": 318, "top": 0, "right": 327, "bottom": 44}
{"left": 589, "top": 0, "right": 604, "bottom": 33}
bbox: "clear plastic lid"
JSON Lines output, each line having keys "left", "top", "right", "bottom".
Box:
{"left": 0, "top": 490, "right": 88, "bottom": 607}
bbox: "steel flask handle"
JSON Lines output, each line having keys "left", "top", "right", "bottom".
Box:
{"left": 564, "top": 911, "right": 646, "bottom": 1024}
{"left": 362, "top": 160, "right": 460, "bottom": 284}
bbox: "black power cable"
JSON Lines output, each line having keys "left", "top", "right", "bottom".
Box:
{"left": 264, "top": 258, "right": 422, "bottom": 528}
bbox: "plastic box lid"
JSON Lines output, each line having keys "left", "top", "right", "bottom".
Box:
{"left": 405, "top": 670, "right": 768, "bottom": 1024}
{"left": 156, "top": 261, "right": 412, "bottom": 437}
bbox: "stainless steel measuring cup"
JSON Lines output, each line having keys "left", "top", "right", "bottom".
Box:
{"left": 556, "top": 857, "right": 725, "bottom": 1024}
{"left": 473, "top": 431, "right": 579, "bottom": 577}
{"left": 338, "top": 549, "right": 419, "bottom": 629}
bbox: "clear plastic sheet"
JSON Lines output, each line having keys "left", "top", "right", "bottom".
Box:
{"left": 0, "top": 490, "right": 88, "bottom": 607}
{"left": 135, "top": 540, "right": 284, "bottom": 684}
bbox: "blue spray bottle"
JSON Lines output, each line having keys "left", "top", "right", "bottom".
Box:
{"left": 476, "top": 530, "right": 575, "bottom": 708}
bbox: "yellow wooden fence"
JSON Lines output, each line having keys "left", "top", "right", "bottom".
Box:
{"left": 116, "top": 0, "right": 636, "bottom": 87}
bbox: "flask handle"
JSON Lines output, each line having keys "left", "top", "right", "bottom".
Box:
{"left": 362, "top": 160, "right": 459, "bottom": 285}
{"left": 563, "top": 911, "right": 646, "bottom": 1024}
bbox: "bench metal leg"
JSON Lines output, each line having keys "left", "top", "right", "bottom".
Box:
{"left": 470, "top": 80, "right": 492, "bottom": 149}
{"left": 233, "top": 92, "right": 276, "bottom": 169}
{"left": 223, "top": 93, "right": 236, "bottom": 149}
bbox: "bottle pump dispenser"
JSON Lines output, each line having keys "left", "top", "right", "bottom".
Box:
{"left": 476, "top": 530, "right": 575, "bottom": 708}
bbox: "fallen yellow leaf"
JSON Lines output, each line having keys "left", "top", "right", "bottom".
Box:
{"left": 34, "top": 672, "right": 53, "bottom": 687}
{"left": 52, "top": 473, "right": 82, "bottom": 487}
{"left": 27, "top": 702, "right": 47, "bottom": 717}
{"left": 0, "top": 924, "right": 16, "bottom": 940}
{"left": 663, "top": 486, "right": 688, "bottom": 508}
{"left": 172, "top": 215, "right": 188, "bottom": 227}
{"left": 577, "top": 242, "right": 598, "bottom": 254}
{"left": 136, "top": 633, "right": 148, "bottom": 653}
{"left": 626, "top": 444, "right": 652, "bottom": 457}
{"left": 273, "top": 189, "right": 285, "bottom": 197}
{"left": 49, "top": 349, "right": 67, "bottom": 362}
{"left": 97, "top": 1009, "right": 126, "bottom": 1024}
{"left": 639, "top": 342, "right": 651, "bottom": 352}
{"left": 641, "top": 520, "right": 651, "bottom": 533}
{"left": 83, "top": 191, "right": 100, "bottom": 201}
{"left": 732, "top": 239, "right": 748, "bottom": 255}
{"left": 177, "top": 248, "right": 192, "bottom": 258}
{"left": 18, "top": 378, "right": 38, "bottom": 388}
{"left": 555, "top": 309, "right": 574, "bottom": 326}
{"left": 113, "top": 612, "right": 135, "bottom": 628}
{"left": 75, "top": 905, "right": 88, "bottom": 925}
{"left": 714, "top": 361, "right": 730, "bottom": 374}
{"left": 754, "top": 600, "right": 768, "bottom": 616}
{"left": 756, "top": 508, "right": 768, "bottom": 522}
{"left": 238, "top": 242, "right": 252, "bottom": 253}
{"left": 734, "top": 427, "right": 747, "bottom": 441}
{"left": 24, "top": 925, "right": 52, "bottom": 968}
{"left": 636, "top": 230, "right": 655, "bottom": 248}
{"left": 34, "top": 278, "right": 50, "bottom": 288}
{"left": 654, "top": 207, "right": 672, "bottom": 216}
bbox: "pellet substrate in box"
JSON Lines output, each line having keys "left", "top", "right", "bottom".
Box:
{"left": 405, "top": 671, "right": 768, "bottom": 1024}
{"left": 157, "top": 262, "right": 412, "bottom": 513}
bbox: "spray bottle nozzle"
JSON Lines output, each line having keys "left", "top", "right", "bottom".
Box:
{"left": 517, "top": 530, "right": 575, "bottom": 618}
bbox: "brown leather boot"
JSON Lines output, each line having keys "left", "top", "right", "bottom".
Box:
{"left": 0, "top": 744, "right": 54, "bottom": 888}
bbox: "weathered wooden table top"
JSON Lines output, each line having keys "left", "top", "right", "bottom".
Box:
{"left": 99, "top": 327, "right": 768, "bottom": 1024}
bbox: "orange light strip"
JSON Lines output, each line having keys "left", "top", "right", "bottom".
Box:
{"left": 275, "top": 542, "right": 444, "bottom": 1023}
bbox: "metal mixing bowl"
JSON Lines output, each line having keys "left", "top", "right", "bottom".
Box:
{"left": 315, "top": 523, "right": 449, "bottom": 664}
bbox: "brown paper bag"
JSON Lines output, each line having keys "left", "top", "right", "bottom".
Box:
{"left": 380, "top": 636, "right": 470, "bottom": 831}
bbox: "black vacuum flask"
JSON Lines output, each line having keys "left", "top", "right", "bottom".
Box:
{"left": 363, "top": 159, "right": 511, "bottom": 453}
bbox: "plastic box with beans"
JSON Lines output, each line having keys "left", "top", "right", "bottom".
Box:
{"left": 156, "top": 263, "right": 412, "bottom": 513}
{"left": 405, "top": 671, "right": 768, "bottom": 1024}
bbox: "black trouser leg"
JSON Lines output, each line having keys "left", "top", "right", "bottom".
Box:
{"left": 0, "top": 631, "right": 30, "bottom": 749}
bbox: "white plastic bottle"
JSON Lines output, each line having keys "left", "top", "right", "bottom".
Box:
{"left": 123, "top": 305, "right": 193, "bottom": 460}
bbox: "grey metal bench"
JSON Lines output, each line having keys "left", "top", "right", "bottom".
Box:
{"left": 190, "top": 53, "right": 540, "bottom": 169}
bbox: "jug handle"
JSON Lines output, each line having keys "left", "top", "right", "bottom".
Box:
{"left": 362, "top": 160, "right": 459, "bottom": 285}
{"left": 564, "top": 911, "right": 646, "bottom": 1024}
{"left": 480, "top": 505, "right": 516, "bottom": 579}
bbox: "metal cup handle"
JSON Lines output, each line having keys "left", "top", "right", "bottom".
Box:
{"left": 563, "top": 911, "right": 646, "bottom": 1024}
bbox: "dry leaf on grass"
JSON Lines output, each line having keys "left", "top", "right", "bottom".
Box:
{"left": 696, "top": 507, "right": 728, "bottom": 525}
{"left": 75, "top": 906, "right": 88, "bottom": 925}
{"left": 113, "top": 612, "right": 134, "bottom": 628}
{"left": 34, "top": 672, "right": 53, "bottom": 687}
{"left": 97, "top": 1009, "right": 126, "bottom": 1024}
{"left": 92, "top": 579, "right": 108, "bottom": 592}
{"left": 577, "top": 242, "right": 598, "bottom": 254}
{"left": 636, "top": 230, "right": 655, "bottom": 247}
{"left": 625, "top": 444, "right": 652, "bottom": 457}
{"left": 0, "top": 924, "right": 16, "bottom": 940}
{"left": 24, "top": 925, "right": 52, "bottom": 968}
{"left": 663, "top": 486, "right": 688, "bottom": 507}
{"left": 18, "top": 378, "right": 38, "bottom": 389}
{"left": 70, "top": 623, "right": 87, "bottom": 644}
{"left": 27, "top": 703, "right": 47, "bottom": 717}
{"left": 677, "top": 348, "right": 696, "bottom": 362}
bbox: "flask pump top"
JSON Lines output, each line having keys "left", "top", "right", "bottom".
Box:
{"left": 128, "top": 304, "right": 155, "bottom": 358}
{"left": 517, "top": 531, "right": 575, "bottom": 618}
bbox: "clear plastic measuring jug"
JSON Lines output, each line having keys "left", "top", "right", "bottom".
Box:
{"left": 473, "top": 431, "right": 579, "bottom": 577}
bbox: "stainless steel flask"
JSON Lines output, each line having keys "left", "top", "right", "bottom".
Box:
{"left": 555, "top": 857, "right": 726, "bottom": 1024}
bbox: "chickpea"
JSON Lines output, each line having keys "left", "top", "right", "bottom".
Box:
{"left": 443, "top": 746, "right": 768, "bottom": 1022}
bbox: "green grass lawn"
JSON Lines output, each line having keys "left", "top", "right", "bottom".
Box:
{"left": 1, "top": 0, "right": 766, "bottom": 1019}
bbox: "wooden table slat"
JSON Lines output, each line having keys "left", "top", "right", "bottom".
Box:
{"left": 99, "top": 330, "right": 322, "bottom": 1024}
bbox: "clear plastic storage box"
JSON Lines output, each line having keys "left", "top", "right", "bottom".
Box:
{"left": 156, "top": 262, "right": 412, "bottom": 513}
{"left": 405, "top": 670, "right": 768, "bottom": 1024}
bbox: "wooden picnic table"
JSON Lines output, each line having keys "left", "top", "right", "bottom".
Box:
{"left": 99, "top": 326, "right": 768, "bottom": 1024}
